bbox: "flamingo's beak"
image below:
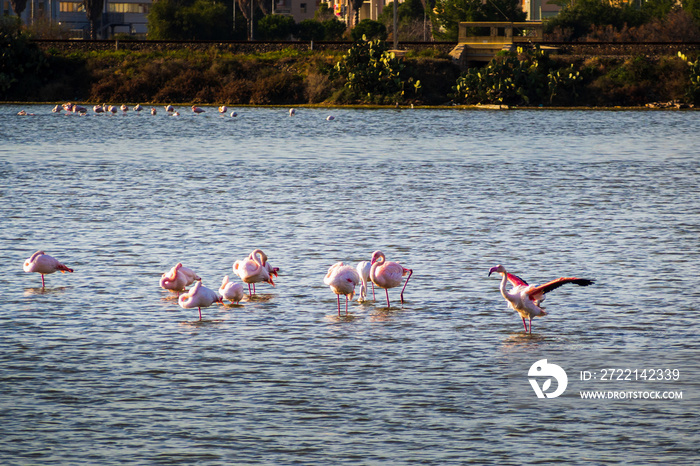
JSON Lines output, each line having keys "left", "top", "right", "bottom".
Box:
{"left": 488, "top": 266, "right": 498, "bottom": 276}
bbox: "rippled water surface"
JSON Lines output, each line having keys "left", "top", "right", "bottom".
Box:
{"left": 1, "top": 105, "right": 699, "bottom": 464}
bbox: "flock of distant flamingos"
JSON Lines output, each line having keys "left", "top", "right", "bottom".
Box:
{"left": 22, "top": 248, "right": 594, "bottom": 333}
{"left": 17, "top": 103, "right": 336, "bottom": 120}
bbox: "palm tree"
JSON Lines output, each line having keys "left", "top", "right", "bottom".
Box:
{"left": 83, "top": 0, "right": 104, "bottom": 39}
{"left": 10, "top": 0, "right": 28, "bottom": 22}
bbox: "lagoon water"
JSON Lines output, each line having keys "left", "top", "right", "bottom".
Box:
{"left": 1, "top": 105, "right": 699, "bottom": 464}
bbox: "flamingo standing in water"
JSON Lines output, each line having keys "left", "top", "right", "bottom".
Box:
{"left": 324, "top": 262, "right": 361, "bottom": 316}
{"left": 233, "top": 249, "right": 275, "bottom": 296}
{"left": 488, "top": 264, "right": 595, "bottom": 333}
{"left": 218, "top": 105, "right": 228, "bottom": 114}
{"left": 159, "top": 263, "right": 201, "bottom": 292}
{"left": 369, "top": 250, "right": 413, "bottom": 307}
{"left": 151, "top": 107, "right": 157, "bottom": 115}
{"left": 178, "top": 281, "right": 221, "bottom": 320}
{"left": 356, "top": 260, "right": 375, "bottom": 302}
{"left": 165, "top": 105, "right": 174, "bottom": 113}
{"left": 289, "top": 108, "right": 296, "bottom": 116}
{"left": 133, "top": 104, "right": 143, "bottom": 112}
{"left": 192, "top": 105, "right": 205, "bottom": 114}
{"left": 23, "top": 251, "right": 73, "bottom": 288}
{"left": 219, "top": 275, "right": 245, "bottom": 304}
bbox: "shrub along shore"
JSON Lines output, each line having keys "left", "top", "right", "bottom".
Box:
{"left": 2, "top": 35, "right": 700, "bottom": 108}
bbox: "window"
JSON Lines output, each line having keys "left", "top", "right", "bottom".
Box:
{"left": 108, "top": 3, "right": 149, "bottom": 13}
{"left": 59, "top": 2, "right": 85, "bottom": 12}
{"left": 300, "top": 2, "right": 306, "bottom": 13}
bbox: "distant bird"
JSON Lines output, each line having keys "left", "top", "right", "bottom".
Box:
{"left": 488, "top": 264, "right": 595, "bottom": 333}
{"left": 178, "top": 281, "right": 221, "bottom": 321}
{"left": 72, "top": 104, "right": 87, "bottom": 114}
{"left": 52, "top": 105, "right": 62, "bottom": 113}
{"left": 151, "top": 107, "right": 157, "bottom": 115}
{"left": 172, "top": 111, "right": 180, "bottom": 116}
{"left": 219, "top": 275, "right": 245, "bottom": 304}
{"left": 62, "top": 102, "right": 72, "bottom": 112}
{"left": 324, "top": 262, "right": 361, "bottom": 316}
{"left": 120, "top": 104, "right": 128, "bottom": 112}
{"left": 369, "top": 250, "right": 412, "bottom": 307}
{"left": 356, "top": 260, "right": 375, "bottom": 302}
{"left": 230, "top": 111, "right": 238, "bottom": 117}
{"left": 23, "top": 251, "right": 73, "bottom": 288}
{"left": 159, "top": 263, "right": 201, "bottom": 292}
{"left": 233, "top": 249, "right": 275, "bottom": 296}
{"left": 133, "top": 104, "right": 142, "bottom": 112}
{"left": 17, "top": 110, "right": 27, "bottom": 116}
{"left": 93, "top": 105, "right": 104, "bottom": 113}
{"left": 192, "top": 105, "right": 205, "bottom": 114}
{"left": 218, "top": 105, "right": 228, "bottom": 113}
{"left": 289, "top": 108, "right": 296, "bottom": 116}
{"left": 326, "top": 115, "right": 335, "bottom": 121}
{"left": 165, "top": 105, "right": 174, "bottom": 112}
{"left": 108, "top": 105, "right": 118, "bottom": 114}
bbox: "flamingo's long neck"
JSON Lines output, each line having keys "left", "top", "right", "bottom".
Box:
{"left": 499, "top": 272, "right": 516, "bottom": 303}
{"left": 369, "top": 255, "right": 385, "bottom": 283}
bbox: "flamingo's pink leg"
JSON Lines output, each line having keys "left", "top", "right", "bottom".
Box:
{"left": 41, "top": 274, "right": 45, "bottom": 288}
{"left": 337, "top": 295, "right": 341, "bottom": 316}
{"left": 522, "top": 317, "right": 528, "bottom": 332}
{"left": 198, "top": 307, "right": 202, "bottom": 321}
{"left": 400, "top": 269, "right": 413, "bottom": 304}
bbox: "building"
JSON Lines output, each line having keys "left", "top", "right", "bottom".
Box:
{"left": 521, "top": 0, "right": 561, "bottom": 21}
{"left": 1, "top": 0, "right": 150, "bottom": 38}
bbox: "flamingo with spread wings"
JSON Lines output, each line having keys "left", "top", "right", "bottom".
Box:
{"left": 488, "top": 264, "right": 595, "bottom": 333}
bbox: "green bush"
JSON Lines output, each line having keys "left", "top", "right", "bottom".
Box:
{"left": 351, "top": 19, "right": 387, "bottom": 41}
{"left": 333, "top": 35, "right": 420, "bottom": 103}
{"left": 296, "top": 19, "right": 326, "bottom": 41}
{"left": 0, "top": 16, "right": 48, "bottom": 99}
{"left": 452, "top": 46, "right": 582, "bottom": 106}
{"left": 678, "top": 51, "right": 700, "bottom": 104}
{"left": 258, "top": 14, "right": 296, "bottom": 40}
{"left": 322, "top": 18, "right": 347, "bottom": 40}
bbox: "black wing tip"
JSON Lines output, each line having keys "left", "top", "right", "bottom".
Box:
{"left": 575, "top": 279, "right": 595, "bottom": 286}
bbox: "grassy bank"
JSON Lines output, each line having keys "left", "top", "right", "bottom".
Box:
{"left": 2, "top": 38, "right": 699, "bottom": 107}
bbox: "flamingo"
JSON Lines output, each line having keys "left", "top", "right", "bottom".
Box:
{"left": 289, "top": 108, "right": 296, "bottom": 116}
{"left": 72, "top": 104, "right": 87, "bottom": 114}
{"left": 488, "top": 264, "right": 595, "bottom": 333}
{"left": 324, "top": 262, "right": 361, "bottom": 316}
{"left": 52, "top": 105, "right": 62, "bottom": 113}
{"left": 233, "top": 249, "right": 275, "bottom": 296}
{"left": 165, "top": 105, "right": 174, "bottom": 112}
{"left": 178, "top": 281, "right": 222, "bottom": 321}
{"left": 133, "top": 104, "right": 143, "bottom": 112}
{"left": 62, "top": 102, "right": 72, "bottom": 111}
{"left": 219, "top": 275, "right": 245, "bottom": 304}
{"left": 159, "top": 263, "right": 201, "bottom": 292}
{"left": 93, "top": 105, "right": 104, "bottom": 113}
{"left": 192, "top": 105, "right": 205, "bottom": 114}
{"left": 151, "top": 107, "right": 157, "bottom": 115}
{"left": 218, "top": 105, "right": 228, "bottom": 113}
{"left": 326, "top": 115, "right": 335, "bottom": 121}
{"left": 369, "top": 250, "right": 412, "bottom": 307}
{"left": 108, "top": 105, "right": 118, "bottom": 114}
{"left": 17, "top": 110, "right": 27, "bottom": 116}
{"left": 356, "top": 260, "right": 375, "bottom": 302}
{"left": 120, "top": 104, "right": 128, "bottom": 112}
{"left": 230, "top": 111, "right": 238, "bottom": 117}
{"left": 23, "top": 251, "right": 73, "bottom": 288}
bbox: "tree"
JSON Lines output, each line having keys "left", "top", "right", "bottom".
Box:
{"left": 430, "top": 0, "right": 525, "bottom": 41}
{"left": 148, "top": 0, "right": 229, "bottom": 40}
{"left": 9, "top": 0, "right": 28, "bottom": 21}
{"left": 543, "top": 0, "right": 646, "bottom": 40}
{"left": 83, "top": 0, "right": 104, "bottom": 39}
{"left": 322, "top": 18, "right": 347, "bottom": 39}
{"left": 258, "top": 14, "right": 296, "bottom": 40}
{"left": 350, "top": 0, "right": 364, "bottom": 25}
{"left": 351, "top": 19, "right": 387, "bottom": 40}
{"left": 297, "top": 19, "right": 326, "bottom": 40}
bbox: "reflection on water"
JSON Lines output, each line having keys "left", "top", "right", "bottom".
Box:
{"left": 1, "top": 105, "right": 699, "bottom": 465}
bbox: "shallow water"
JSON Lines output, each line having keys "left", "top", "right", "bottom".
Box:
{"left": 1, "top": 105, "right": 699, "bottom": 464}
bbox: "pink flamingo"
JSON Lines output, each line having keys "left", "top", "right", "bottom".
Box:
{"left": 23, "top": 251, "right": 73, "bottom": 288}
{"left": 488, "top": 264, "right": 595, "bottom": 333}
{"left": 233, "top": 249, "right": 275, "bottom": 296}
{"left": 324, "top": 262, "right": 361, "bottom": 316}
{"left": 369, "top": 250, "right": 413, "bottom": 307}
{"left": 178, "top": 281, "right": 221, "bottom": 320}
{"left": 218, "top": 105, "right": 228, "bottom": 113}
{"left": 356, "top": 260, "right": 375, "bottom": 302}
{"left": 133, "top": 104, "right": 143, "bottom": 112}
{"left": 120, "top": 104, "right": 128, "bottom": 112}
{"left": 159, "top": 263, "right": 201, "bottom": 292}
{"left": 151, "top": 107, "right": 157, "bottom": 115}
{"left": 192, "top": 105, "right": 205, "bottom": 114}
{"left": 219, "top": 275, "right": 245, "bottom": 304}
{"left": 165, "top": 105, "right": 174, "bottom": 112}
{"left": 93, "top": 105, "right": 104, "bottom": 113}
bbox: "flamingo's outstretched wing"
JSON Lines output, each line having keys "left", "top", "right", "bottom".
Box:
{"left": 526, "top": 277, "right": 594, "bottom": 297}
{"left": 507, "top": 273, "right": 528, "bottom": 287}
